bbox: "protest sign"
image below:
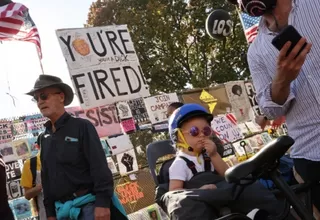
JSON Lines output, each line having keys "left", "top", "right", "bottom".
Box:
{"left": 144, "top": 93, "right": 179, "bottom": 124}
{"left": 211, "top": 114, "right": 243, "bottom": 143}
{"left": 127, "top": 98, "right": 151, "bottom": 126}
{"left": 107, "top": 134, "right": 134, "bottom": 155}
{"left": 225, "top": 81, "right": 252, "bottom": 123}
{"left": 56, "top": 25, "right": 150, "bottom": 109}
{"left": 117, "top": 149, "right": 138, "bottom": 176}
{"left": 12, "top": 139, "right": 30, "bottom": 160}
{"left": 107, "top": 157, "right": 118, "bottom": 174}
{"left": 7, "top": 179, "right": 24, "bottom": 200}
{"left": 116, "top": 101, "right": 133, "bottom": 119}
{"left": 0, "top": 142, "right": 16, "bottom": 162}
{"left": 5, "top": 160, "right": 23, "bottom": 182}
{"left": 66, "top": 105, "right": 121, "bottom": 137}
{"left": 10, "top": 198, "right": 32, "bottom": 219}
{"left": 0, "top": 121, "right": 13, "bottom": 144}
{"left": 244, "top": 81, "right": 262, "bottom": 116}
{"left": 11, "top": 118, "right": 28, "bottom": 140}
{"left": 24, "top": 114, "right": 47, "bottom": 137}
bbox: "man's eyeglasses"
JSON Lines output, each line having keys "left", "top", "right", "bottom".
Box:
{"left": 32, "top": 92, "right": 61, "bottom": 103}
{"left": 182, "top": 126, "right": 212, "bottom": 137}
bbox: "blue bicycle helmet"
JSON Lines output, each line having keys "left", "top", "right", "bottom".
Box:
{"left": 168, "top": 103, "right": 213, "bottom": 143}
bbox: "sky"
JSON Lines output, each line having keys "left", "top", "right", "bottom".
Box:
{"left": 0, "top": 0, "right": 94, "bottom": 118}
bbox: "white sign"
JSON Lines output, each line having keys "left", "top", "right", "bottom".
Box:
{"left": 144, "top": 93, "right": 179, "bottom": 124}
{"left": 107, "top": 134, "right": 134, "bottom": 155}
{"left": 116, "top": 149, "right": 138, "bottom": 176}
{"left": 211, "top": 114, "right": 243, "bottom": 143}
{"left": 116, "top": 101, "right": 133, "bottom": 119}
{"left": 106, "top": 157, "right": 118, "bottom": 174}
{"left": 56, "top": 25, "right": 150, "bottom": 109}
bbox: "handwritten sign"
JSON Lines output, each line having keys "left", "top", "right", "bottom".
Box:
{"left": 211, "top": 114, "right": 243, "bottom": 143}
{"left": 56, "top": 25, "right": 150, "bottom": 109}
{"left": 66, "top": 105, "right": 121, "bottom": 137}
{"left": 127, "top": 98, "right": 150, "bottom": 126}
{"left": 116, "top": 182, "right": 144, "bottom": 205}
{"left": 245, "top": 81, "right": 262, "bottom": 116}
{"left": 144, "top": 93, "right": 179, "bottom": 124}
{"left": 0, "top": 121, "right": 13, "bottom": 144}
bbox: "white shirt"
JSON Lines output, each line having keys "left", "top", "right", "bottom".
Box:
{"left": 169, "top": 152, "right": 215, "bottom": 181}
{"left": 247, "top": 0, "right": 320, "bottom": 161}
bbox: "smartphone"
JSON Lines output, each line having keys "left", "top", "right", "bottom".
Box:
{"left": 271, "top": 25, "right": 307, "bottom": 57}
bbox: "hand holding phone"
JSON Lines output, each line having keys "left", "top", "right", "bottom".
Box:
{"left": 272, "top": 25, "right": 312, "bottom": 84}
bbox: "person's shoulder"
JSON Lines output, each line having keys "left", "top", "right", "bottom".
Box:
{"left": 169, "top": 156, "right": 187, "bottom": 171}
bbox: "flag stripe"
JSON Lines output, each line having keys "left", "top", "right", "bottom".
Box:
{"left": 239, "top": 12, "right": 260, "bottom": 44}
{"left": 0, "top": 2, "right": 42, "bottom": 59}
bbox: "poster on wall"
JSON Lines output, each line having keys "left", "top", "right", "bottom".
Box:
{"left": 107, "top": 157, "right": 118, "bottom": 174}
{"left": 0, "top": 121, "right": 13, "bottom": 144}
{"left": 225, "top": 81, "right": 252, "bottom": 123}
{"left": 56, "top": 25, "right": 150, "bottom": 109}
{"left": 100, "top": 138, "right": 111, "bottom": 157}
{"left": 127, "top": 98, "right": 151, "bottom": 127}
{"left": 116, "top": 102, "right": 133, "bottom": 120}
{"left": 5, "top": 160, "right": 23, "bottom": 182}
{"left": 244, "top": 81, "right": 262, "bottom": 116}
{"left": 10, "top": 198, "right": 33, "bottom": 219}
{"left": 116, "top": 149, "right": 138, "bottom": 176}
{"left": 12, "top": 139, "right": 30, "bottom": 160}
{"left": 144, "top": 93, "right": 179, "bottom": 124}
{"left": 11, "top": 118, "right": 28, "bottom": 140}
{"left": 24, "top": 114, "right": 47, "bottom": 138}
{"left": 211, "top": 114, "right": 243, "bottom": 143}
{"left": 67, "top": 105, "right": 122, "bottom": 137}
{"left": 0, "top": 142, "right": 16, "bottom": 162}
{"left": 7, "top": 179, "right": 24, "bottom": 200}
{"left": 107, "top": 135, "right": 134, "bottom": 155}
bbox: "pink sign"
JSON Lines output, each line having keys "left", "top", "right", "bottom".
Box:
{"left": 66, "top": 105, "right": 121, "bottom": 137}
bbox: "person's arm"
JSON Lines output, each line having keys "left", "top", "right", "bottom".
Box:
{"left": 24, "top": 185, "right": 42, "bottom": 200}
{"left": 210, "top": 153, "right": 228, "bottom": 176}
{"left": 82, "top": 120, "right": 114, "bottom": 209}
{"left": 20, "top": 159, "right": 42, "bottom": 200}
{"left": 247, "top": 48, "right": 295, "bottom": 119}
{"left": 168, "top": 160, "right": 187, "bottom": 191}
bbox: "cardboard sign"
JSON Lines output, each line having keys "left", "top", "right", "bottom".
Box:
{"left": 107, "top": 135, "right": 134, "bottom": 155}
{"left": 244, "top": 81, "right": 262, "bottom": 116}
{"left": 56, "top": 25, "right": 150, "bottom": 109}
{"left": 66, "top": 105, "right": 122, "bottom": 137}
{"left": 144, "top": 93, "right": 179, "bottom": 124}
{"left": 225, "top": 81, "right": 252, "bottom": 123}
{"left": 211, "top": 114, "right": 243, "bottom": 143}
{"left": 117, "top": 149, "right": 138, "bottom": 176}
{"left": 181, "top": 85, "right": 231, "bottom": 116}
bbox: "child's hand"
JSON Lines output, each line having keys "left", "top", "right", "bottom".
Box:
{"left": 200, "top": 184, "right": 217, "bottom": 190}
{"left": 202, "top": 139, "right": 217, "bottom": 157}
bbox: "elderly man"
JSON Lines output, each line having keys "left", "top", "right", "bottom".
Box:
{"left": 26, "top": 75, "right": 126, "bottom": 220}
{"left": 230, "top": 0, "right": 319, "bottom": 211}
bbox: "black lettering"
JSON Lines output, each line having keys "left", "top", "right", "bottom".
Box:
{"left": 138, "top": 66, "right": 147, "bottom": 85}
{"left": 118, "top": 29, "right": 135, "bottom": 54}
{"left": 59, "top": 36, "right": 75, "bottom": 61}
{"left": 86, "top": 31, "right": 107, "bottom": 57}
{"left": 123, "top": 66, "right": 141, "bottom": 93}
{"left": 93, "top": 69, "right": 115, "bottom": 98}
{"left": 110, "top": 67, "right": 128, "bottom": 96}
{"left": 95, "top": 108, "right": 103, "bottom": 126}
{"left": 72, "top": 74, "right": 86, "bottom": 104}
{"left": 105, "top": 31, "right": 123, "bottom": 55}
{"left": 100, "top": 107, "right": 113, "bottom": 124}
{"left": 87, "top": 72, "right": 99, "bottom": 100}
{"left": 86, "top": 109, "right": 99, "bottom": 126}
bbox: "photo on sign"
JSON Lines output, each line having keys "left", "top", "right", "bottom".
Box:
{"left": 116, "top": 102, "right": 133, "bottom": 119}
{"left": 107, "top": 135, "right": 134, "bottom": 155}
{"left": 11, "top": 198, "right": 32, "bottom": 219}
{"left": 116, "top": 149, "right": 138, "bottom": 176}
{"left": 147, "top": 205, "right": 161, "bottom": 220}
{"left": 0, "top": 142, "right": 16, "bottom": 162}
{"left": 12, "top": 139, "right": 30, "bottom": 160}
{"left": 144, "top": 93, "right": 179, "bottom": 124}
{"left": 225, "top": 81, "right": 252, "bottom": 123}
{"left": 7, "top": 179, "right": 24, "bottom": 200}
{"left": 107, "top": 157, "right": 118, "bottom": 174}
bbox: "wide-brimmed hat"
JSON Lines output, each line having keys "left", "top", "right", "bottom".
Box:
{"left": 26, "top": 74, "right": 74, "bottom": 106}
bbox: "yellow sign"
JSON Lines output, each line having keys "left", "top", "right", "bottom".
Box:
{"left": 199, "top": 90, "right": 218, "bottom": 113}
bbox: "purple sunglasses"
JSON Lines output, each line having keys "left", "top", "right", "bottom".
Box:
{"left": 185, "top": 126, "right": 212, "bottom": 137}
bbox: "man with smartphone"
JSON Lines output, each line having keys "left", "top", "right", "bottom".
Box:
{"left": 228, "top": 0, "right": 320, "bottom": 212}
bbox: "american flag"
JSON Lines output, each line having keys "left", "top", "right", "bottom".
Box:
{"left": 239, "top": 12, "right": 260, "bottom": 44}
{"left": 0, "top": 2, "right": 42, "bottom": 58}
